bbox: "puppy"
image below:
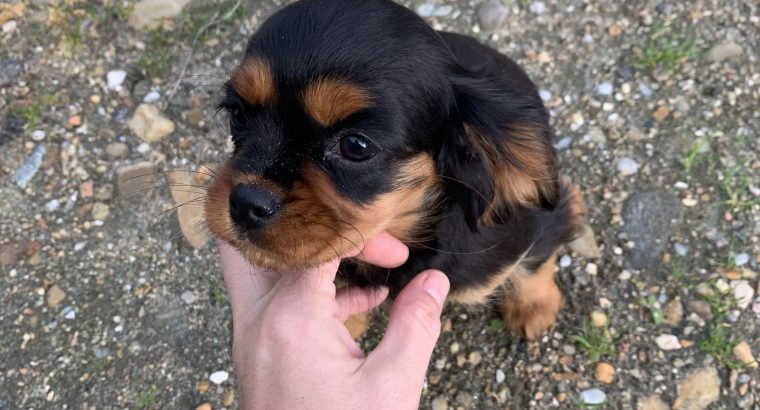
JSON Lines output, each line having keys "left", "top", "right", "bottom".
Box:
{"left": 205, "top": 0, "right": 587, "bottom": 340}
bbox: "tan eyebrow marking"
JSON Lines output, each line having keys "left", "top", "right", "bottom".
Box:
{"left": 230, "top": 57, "right": 276, "bottom": 106}
{"left": 302, "top": 77, "right": 372, "bottom": 127}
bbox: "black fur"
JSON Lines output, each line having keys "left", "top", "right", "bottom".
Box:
{"left": 219, "top": 0, "right": 579, "bottom": 296}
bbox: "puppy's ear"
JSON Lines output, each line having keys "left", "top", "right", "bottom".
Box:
{"left": 438, "top": 76, "right": 559, "bottom": 230}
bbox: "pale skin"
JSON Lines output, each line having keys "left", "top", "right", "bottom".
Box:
{"left": 219, "top": 233, "right": 451, "bottom": 410}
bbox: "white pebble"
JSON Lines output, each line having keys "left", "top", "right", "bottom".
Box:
{"left": 417, "top": 3, "right": 435, "bottom": 17}
{"left": 734, "top": 253, "right": 750, "bottom": 266}
{"left": 617, "top": 157, "right": 639, "bottom": 176}
{"left": 143, "top": 91, "right": 161, "bottom": 104}
{"left": 45, "top": 199, "right": 60, "bottom": 212}
{"left": 655, "top": 334, "right": 681, "bottom": 350}
{"left": 32, "top": 130, "right": 46, "bottom": 141}
{"left": 538, "top": 89, "right": 552, "bottom": 102}
{"left": 559, "top": 254, "right": 572, "bottom": 268}
{"left": 598, "top": 82, "right": 613, "bottom": 96}
{"left": 107, "top": 70, "right": 127, "bottom": 91}
{"left": 731, "top": 280, "right": 754, "bottom": 310}
{"left": 674, "top": 243, "right": 689, "bottom": 256}
{"left": 673, "top": 181, "right": 689, "bottom": 190}
{"left": 73, "top": 242, "right": 86, "bottom": 251}
{"left": 554, "top": 137, "right": 572, "bottom": 150}
{"left": 432, "top": 5, "right": 452, "bottom": 16}
{"left": 495, "top": 369, "right": 505, "bottom": 384}
{"left": 585, "top": 263, "right": 598, "bottom": 275}
{"left": 210, "top": 370, "right": 229, "bottom": 385}
{"left": 2, "top": 20, "right": 17, "bottom": 34}
{"left": 579, "top": 388, "right": 606, "bottom": 405}
{"left": 638, "top": 82, "right": 653, "bottom": 97}
{"left": 63, "top": 307, "right": 76, "bottom": 320}
{"left": 529, "top": 1, "right": 546, "bottom": 14}
{"left": 136, "top": 143, "right": 151, "bottom": 154}
{"left": 181, "top": 291, "right": 197, "bottom": 305}
{"left": 618, "top": 270, "right": 632, "bottom": 281}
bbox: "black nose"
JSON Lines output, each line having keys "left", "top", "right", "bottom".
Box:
{"left": 229, "top": 184, "right": 283, "bottom": 230}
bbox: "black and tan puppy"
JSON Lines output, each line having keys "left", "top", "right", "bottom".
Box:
{"left": 205, "top": 0, "right": 587, "bottom": 340}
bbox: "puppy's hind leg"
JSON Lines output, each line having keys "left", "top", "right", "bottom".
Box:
{"left": 500, "top": 255, "right": 563, "bottom": 341}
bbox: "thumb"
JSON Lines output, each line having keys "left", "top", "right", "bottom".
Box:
{"left": 363, "top": 270, "right": 449, "bottom": 385}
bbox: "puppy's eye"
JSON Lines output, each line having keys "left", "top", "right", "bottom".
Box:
{"left": 338, "top": 134, "right": 376, "bottom": 162}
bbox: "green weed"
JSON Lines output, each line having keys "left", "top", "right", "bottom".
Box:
{"left": 571, "top": 319, "right": 616, "bottom": 362}
{"left": 635, "top": 21, "right": 701, "bottom": 73}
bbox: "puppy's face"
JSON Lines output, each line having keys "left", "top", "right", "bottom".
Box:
{"left": 205, "top": 0, "right": 557, "bottom": 271}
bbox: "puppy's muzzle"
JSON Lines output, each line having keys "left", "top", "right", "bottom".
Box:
{"left": 229, "top": 184, "right": 283, "bottom": 231}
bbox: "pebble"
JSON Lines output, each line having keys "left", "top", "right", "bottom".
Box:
{"left": 585, "top": 263, "right": 598, "bottom": 275}
{"left": 468, "top": 351, "right": 482, "bottom": 365}
{"left": 223, "top": 390, "right": 234, "bottom": 406}
{"left": 209, "top": 370, "right": 229, "bottom": 385}
{"left": 734, "top": 253, "right": 749, "bottom": 266}
{"left": 417, "top": 4, "right": 451, "bottom": 17}
{"left": 617, "top": 157, "right": 639, "bottom": 176}
{"left": 92, "top": 202, "right": 110, "bottom": 221}
{"left": 168, "top": 171, "right": 211, "bottom": 249}
{"left": 129, "top": 0, "right": 191, "bottom": 30}
{"left": 655, "top": 334, "right": 681, "bottom": 350}
{"left": 595, "top": 362, "right": 615, "bottom": 384}
{"left": 731, "top": 280, "right": 754, "bottom": 310}
{"left": 662, "top": 298, "right": 684, "bottom": 326}
{"left": 598, "top": 82, "right": 613, "bottom": 96}
{"left": 127, "top": 104, "right": 176, "bottom": 143}
{"left": 431, "top": 396, "right": 448, "bottom": 410}
{"left": 675, "top": 366, "right": 720, "bottom": 410}
{"left": 450, "top": 342, "right": 460, "bottom": 354}
{"left": 579, "top": 388, "right": 605, "bottom": 405}
{"left": 14, "top": 145, "right": 46, "bottom": 189}
{"left": 706, "top": 42, "right": 743, "bottom": 62}
{"left": 554, "top": 137, "right": 572, "bottom": 150}
{"left": 143, "top": 91, "right": 161, "bottom": 103}
{"left": 195, "top": 404, "right": 211, "bottom": 410}
{"left": 688, "top": 300, "right": 713, "bottom": 320}
{"left": 136, "top": 143, "right": 151, "bottom": 154}
{"left": 652, "top": 106, "right": 670, "bottom": 123}
{"left": 561, "top": 344, "right": 576, "bottom": 355}
{"left": 538, "top": 89, "right": 551, "bottom": 102}
{"left": 106, "top": 70, "right": 127, "bottom": 91}
{"left": 106, "top": 142, "right": 129, "bottom": 158}
{"left": 640, "top": 395, "right": 669, "bottom": 410}
{"left": 197, "top": 381, "right": 210, "bottom": 394}
{"left": 477, "top": 0, "right": 508, "bottom": 31}
{"left": 674, "top": 243, "right": 689, "bottom": 256}
{"left": 559, "top": 254, "right": 572, "bottom": 268}
{"left": 590, "top": 310, "right": 608, "bottom": 328}
{"left": 45, "top": 199, "right": 60, "bottom": 213}
{"left": 63, "top": 307, "right": 76, "bottom": 320}
{"left": 31, "top": 130, "right": 46, "bottom": 141}
{"left": 116, "top": 161, "right": 158, "bottom": 195}
{"left": 181, "top": 291, "right": 196, "bottom": 305}
{"left": 529, "top": 1, "right": 546, "bottom": 14}
{"left": 732, "top": 341, "right": 757, "bottom": 368}
{"left": 495, "top": 369, "right": 506, "bottom": 384}
{"left": 588, "top": 127, "right": 606, "bottom": 144}
{"left": 639, "top": 82, "right": 653, "bottom": 97}
{"left": 46, "top": 285, "right": 67, "bottom": 308}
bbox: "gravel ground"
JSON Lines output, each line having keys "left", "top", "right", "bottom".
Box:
{"left": 1, "top": 0, "right": 758, "bottom": 409}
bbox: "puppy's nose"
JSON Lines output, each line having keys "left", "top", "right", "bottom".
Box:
{"left": 229, "top": 184, "right": 282, "bottom": 229}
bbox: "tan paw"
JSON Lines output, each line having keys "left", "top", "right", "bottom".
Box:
{"left": 501, "top": 282, "right": 563, "bottom": 341}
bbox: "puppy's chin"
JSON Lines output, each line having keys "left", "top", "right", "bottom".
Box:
{"left": 226, "top": 237, "right": 352, "bottom": 272}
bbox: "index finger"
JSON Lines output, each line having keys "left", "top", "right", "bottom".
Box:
{"left": 218, "top": 241, "right": 280, "bottom": 316}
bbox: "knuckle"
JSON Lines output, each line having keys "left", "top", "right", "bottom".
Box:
{"left": 400, "top": 297, "right": 441, "bottom": 338}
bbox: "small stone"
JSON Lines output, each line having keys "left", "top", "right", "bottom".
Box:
{"left": 598, "top": 82, "right": 613, "bottom": 96}
{"left": 197, "top": 381, "right": 210, "bottom": 394}
{"left": 561, "top": 344, "right": 576, "bottom": 355}
{"left": 663, "top": 298, "right": 684, "bottom": 326}
{"left": 495, "top": 369, "right": 506, "bottom": 384}
{"left": 674, "top": 243, "right": 689, "bottom": 256}
{"left": 568, "top": 225, "right": 601, "bottom": 258}
{"left": 477, "top": 0, "right": 509, "bottom": 31}
{"left": 714, "top": 279, "right": 730, "bottom": 294}
{"left": 588, "top": 126, "right": 606, "bottom": 143}
{"left": 608, "top": 24, "right": 622, "bottom": 36}
{"left": 31, "top": 130, "right": 46, "bottom": 141}
{"left": 68, "top": 115, "right": 82, "bottom": 127}
{"left": 127, "top": 104, "right": 176, "bottom": 143}
{"left": 579, "top": 388, "right": 605, "bottom": 405}
{"left": 617, "top": 157, "right": 639, "bottom": 176}
{"left": 80, "top": 181, "right": 94, "bottom": 199}
{"left": 529, "top": 1, "right": 546, "bottom": 14}
{"left": 0, "top": 241, "right": 40, "bottom": 267}
{"left": 732, "top": 341, "right": 757, "bottom": 368}
{"left": 731, "top": 280, "right": 754, "bottom": 310}
{"left": 653, "top": 106, "right": 670, "bottom": 123}
{"left": 734, "top": 253, "right": 750, "bottom": 267}
{"left": 106, "top": 143, "right": 129, "bottom": 158}
{"left": 195, "top": 404, "right": 211, "bottom": 410}
{"left": 15, "top": 144, "right": 46, "bottom": 189}
{"left": 63, "top": 306, "right": 76, "bottom": 320}
{"left": 450, "top": 342, "right": 460, "bottom": 354}
{"left": 416, "top": 4, "right": 435, "bottom": 17}
{"left": 639, "top": 82, "right": 653, "bottom": 97}
{"left": 129, "top": 0, "right": 191, "bottom": 30}
{"left": 46, "top": 285, "right": 67, "bottom": 308}
{"left": 538, "top": 89, "right": 551, "bottom": 102}
{"left": 168, "top": 171, "right": 210, "bottom": 249}
{"left": 143, "top": 91, "right": 161, "bottom": 104}
{"left": 554, "top": 137, "right": 572, "bottom": 150}
{"left": 181, "top": 291, "right": 196, "bottom": 305}
{"left": 655, "top": 334, "right": 681, "bottom": 350}
{"left": 468, "top": 351, "right": 482, "bottom": 366}
{"left": 640, "top": 394, "right": 669, "bottom": 410}
{"left": 585, "top": 263, "right": 598, "bottom": 275}
{"left": 675, "top": 366, "right": 720, "bottom": 410}
{"left": 116, "top": 161, "right": 158, "bottom": 195}
{"left": 688, "top": 300, "right": 713, "bottom": 321}
{"left": 590, "top": 310, "right": 608, "bottom": 328}
{"left": 92, "top": 202, "right": 110, "bottom": 221}
{"left": 2, "top": 20, "right": 17, "bottom": 34}
{"left": 595, "top": 362, "right": 615, "bottom": 384}
{"left": 706, "top": 42, "right": 743, "bottom": 62}
{"left": 431, "top": 396, "right": 448, "bottom": 410}
{"left": 209, "top": 370, "right": 229, "bottom": 385}
{"left": 223, "top": 390, "right": 234, "bottom": 406}
{"left": 559, "top": 254, "right": 572, "bottom": 268}
{"left": 45, "top": 199, "right": 60, "bottom": 212}
{"left": 106, "top": 70, "right": 127, "bottom": 91}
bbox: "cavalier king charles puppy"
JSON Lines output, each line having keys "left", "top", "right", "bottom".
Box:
{"left": 205, "top": 0, "right": 588, "bottom": 340}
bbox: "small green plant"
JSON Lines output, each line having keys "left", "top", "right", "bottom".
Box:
{"left": 699, "top": 283, "right": 743, "bottom": 369}
{"left": 636, "top": 294, "right": 663, "bottom": 325}
{"left": 680, "top": 138, "right": 707, "bottom": 174}
{"left": 135, "top": 385, "right": 159, "bottom": 409}
{"left": 211, "top": 281, "right": 225, "bottom": 305}
{"left": 489, "top": 318, "right": 505, "bottom": 332}
{"left": 716, "top": 165, "right": 758, "bottom": 210}
{"left": 636, "top": 21, "right": 701, "bottom": 73}
{"left": 11, "top": 92, "right": 59, "bottom": 130}
{"left": 571, "top": 320, "right": 616, "bottom": 362}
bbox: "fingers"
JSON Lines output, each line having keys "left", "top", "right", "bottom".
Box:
{"left": 350, "top": 232, "right": 409, "bottom": 268}
{"left": 362, "top": 270, "right": 449, "bottom": 383}
{"left": 218, "top": 241, "right": 281, "bottom": 317}
{"left": 335, "top": 286, "right": 389, "bottom": 322}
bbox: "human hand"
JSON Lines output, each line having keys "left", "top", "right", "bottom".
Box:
{"left": 219, "top": 233, "right": 450, "bottom": 410}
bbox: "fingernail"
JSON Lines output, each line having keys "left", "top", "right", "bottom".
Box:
{"left": 423, "top": 270, "right": 450, "bottom": 307}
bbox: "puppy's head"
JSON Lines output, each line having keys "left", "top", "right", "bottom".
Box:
{"left": 206, "top": 0, "right": 558, "bottom": 271}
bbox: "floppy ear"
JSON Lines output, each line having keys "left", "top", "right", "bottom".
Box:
{"left": 437, "top": 75, "right": 559, "bottom": 231}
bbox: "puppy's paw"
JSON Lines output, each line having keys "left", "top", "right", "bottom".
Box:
{"left": 501, "top": 280, "right": 563, "bottom": 341}
{"left": 344, "top": 312, "right": 370, "bottom": 340}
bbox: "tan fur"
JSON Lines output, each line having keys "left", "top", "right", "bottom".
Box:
{"left": 344, "top": 312, "right": 370, "bottom": 340}
{"left": 302, "top": 77, "right": 372, "bottom": 127}
{"left": 500, "top": 255, "right": 562, "bottom": 341}
{"left": 449, "top": 263, "right": 517, "bottom": 306}
{"left": 205, "top": 155, "right": 438, "bottom": 271}
{"left": 230, "top": 57, "right": 276, "bottom": 106}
